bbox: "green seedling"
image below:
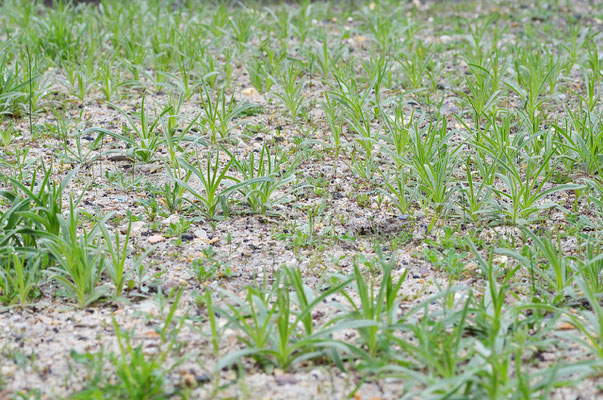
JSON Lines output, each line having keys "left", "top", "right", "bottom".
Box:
{"left": 89, "top": 92, "right": 171, "bottom": 163}
{"left": 0, "top": 247, "right": 41, "bottom": 306}
{"left": 99, "top": 214, "right": 133, "bottom": 298}
{"left": 43, "top": 200, "right": 108, "bottom": 308}
{"left": 227, "top": 143, "right": 297, "bottom": 214}
{"left": 216, "top": 268, "right": 355, "bottom": 371}
{"left": 339, "top": 249, "right": 408, "bottom": 360}
{"left": 274, "top": 62, "right": 305, "bottom": 124}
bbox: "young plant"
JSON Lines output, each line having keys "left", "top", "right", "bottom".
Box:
{"left": 320, "top": 92, "right": 344, "bottom": 153}
{"left": 199, "top": 85, "right": 257, "bottom": 143}
{"left": 0, "top": 247, "right": 41, "bottom": 306}
{"left": 489, "top": 148, "right": 583, "bottom": 225}
{"left": 54, "top": 110, "right": 98, "bottom": 165}
{"left": 165, "top": 217, "right": 192, "bottom": 246}
{"left": 227, "top": 143, "right": 297, "bottom": 214}
{"left": 458, "top": 62, "right": 503, "bottom": 131}
{"left": 0, "top": 120, "right": 18, "bottom": 149}
{"left": 193, "top": 246, "right": 232, "bottom": 282}
{"left": 89, "top": 92, "right": 171, "bottom": 163}
{"left": 327, "top": 71, "right": 377, "bottom": 160}
{"left": 553, "top": 109, "right": 603, "bottom": 176}
{"left": 175, "top": 150, "right": 268, "bottom": 220}
{"left": 96, "top": 59, "right": 124, "bottom": 102}
{"left": 455, "top": 158, "right": 496, "bottom": 223}
{"left": 228, "top": 10, "right": 257, "bottom": 49}
{"left": 0, "top": 46, "right": 30, "bottom": 117}
{"left": 99, "top": 214, "right": 133, "bottom": 298}
{"left": 216, "top": 268, "right": 354, "bottom": 371}
{"left": 389, "top": 292, "right": 473, "bottom": 390}
{"left": 380, "top": 106, "right": 413, "bottom": 165}
{"left": 0, "top": 164, "right": 78, "bottom": 251}
{"left": 408, "top": 118, "right": 460, "bottom": 217}
{"left": 558, "top": 276, "right": 603, "bottom": 364}
{"left": 506, "top": 49, "right": 555, "bottom": 133}
{"left": 579, "top": 239, "right": 603, "bottom": 295}
{"left": 274, "top": 62, "right": 305, "bottom": 124}
{"left": 246, "top": 57, "right": 274, "bottom": 95}
{"left": 43, "top": 201, "right": 108, "bottom": 308}
{"left": 72, "top": 290, "right": 186, "bottom": 398}
{"left": 339, "top": 250, "right": 408, "bottom": 360}
{"left": 499, "top": 228, "right": 578, "bottom": 303}
{"left": 395, "top": 40, "right": 434, "bottom": 92}
{"left": 381, "top": 167, "right": 414, "bottom": 214}
{"left": 313, "top": 38, "right": 344, "bottom": 80}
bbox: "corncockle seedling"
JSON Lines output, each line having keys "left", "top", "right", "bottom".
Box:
{"left": 246, "top": 57, "right": 274, "bottom": 94}
{"left": 96, "top": 60, "right": 124, "bottom": 102}
{"left": 506, "top": 49, "right": 555, "bottom": 133}
{"left": 0, "top": 120, "right": 17, "bottom": 149}
{"left": 313, "top": 39, "right": 344, "bottom": 80}
{"left": 73, "top": 66, "right": 94, "bottom": 102}
{"left": 553, "top": 109, "right": 602, "bottom": 176}
{"left": 489, "top": 148, "right": 584, "bottom": 225}
{"left": 89, "top": 93, "right": 172, "bottom": 163}
{"left": 409, "top": 118, "right": 460, "bottom": 218}
{"left": 361, "top": 52, "right": 391, "bottom": 98}
{"left": 381, "top": 167, "right": 414, "bottom": 214}
{"left": 265, "top": 5, "right": 292, "bottom": 40}
{"left": 2, "top": 163, "right": 79, "bottom": 241}
{"left": 292, "top": 1, "right": 313, "bottom": 42}
{"left": 99, "top": 213, "right": 133, "bottom": 298}
{"left": 339, "top": 249, "right": 408, "bottom": 359}
{"left": 227, "top": 143, "right": 298, "bottom": 214}
{"left": 0, "top": 49, "right": 31, "bottom": 117}
{"left": 328, "top": 71, "right": 377, "bottom": 159}
{"left": 156, "top": 48, "right": 202, "bottom": 101}
{"left": 174, "top": 150, "right": 233, "bottom": 219}
{"left": 359, "top": 7, "right": 399, "bottom": 53}
{"left": 561, "top": 18, "right": 592, "bottom": 73}
{"left": 199, "top": 85, "right": 257, "bottom": 143}
{"left": 458, "top": 63, "right": 502, "bottom": 132}
{"left": 0, "top": 247, "right": 41, "bottom": 306}
{"left": 389, "top": 293, "right": 473, "bottom": 386}
{"left": 274, "top": 62, "right": 305, "bottom": 124}
{"left": 577, "top": 239, "right": 602, "bottom": 295}
{"left": 174, "top": 150, "right": 270, "bottom": 219}
{"left": 455, "top": 158, "right": 495, "bottom": 223}
{"left": 72, "top": 289, "right": 186, "bottom": 398}
{"left": 34, "top": 1, "right": 84, "bottom": 62}
{"left": 43, "top": 199, "right": 108, "bottom": 308}
{"left": 320, "top": 92, "right": 344, "bottom": 153}
{"left": 573, "top": 71, "right": 601, "bottom": 113}
{"left": 396, "top": 41, "right": 434, "bottom": 92}
{"left": 465, "top": 113, "right": 525, "bottom": 168}
{"left": 215, "top": 267, "right": 354, "bottom": 371}
{"left": 380, "top": 105, "right": 413, "bottom": 164}
{"left": 520, "top": 228, "right": 578, "bottom": 302}
{"left": 461, "top": 16, "right": 495, "bottom": 67}
{"left": 558, "top": 276, "right": 603, "bottom": 364}
{"left": 228, "top": 10, "right": 257, "bottom": 49}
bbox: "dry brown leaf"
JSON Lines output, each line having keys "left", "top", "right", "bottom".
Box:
{"left": 557, "top": 322, "right": 575, "bottom": 331}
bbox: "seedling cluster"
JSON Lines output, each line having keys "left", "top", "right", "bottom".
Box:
{"left": 0, "top": 0, "right": 601, "bottom": 398}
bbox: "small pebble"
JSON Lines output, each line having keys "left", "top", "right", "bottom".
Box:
{"left": 194, "top": 229, "right": 208, "bottom": 240}
{"left": 147, "top": 235, "right": 165, "bottom": 244}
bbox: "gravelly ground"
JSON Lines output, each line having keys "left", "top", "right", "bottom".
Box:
{"left": 1, "top": 0, "right": 602, "bottom": 399}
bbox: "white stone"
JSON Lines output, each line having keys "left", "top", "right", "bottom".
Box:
{"left": 194, "top": 229, "right": 208, "bottom": 241}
